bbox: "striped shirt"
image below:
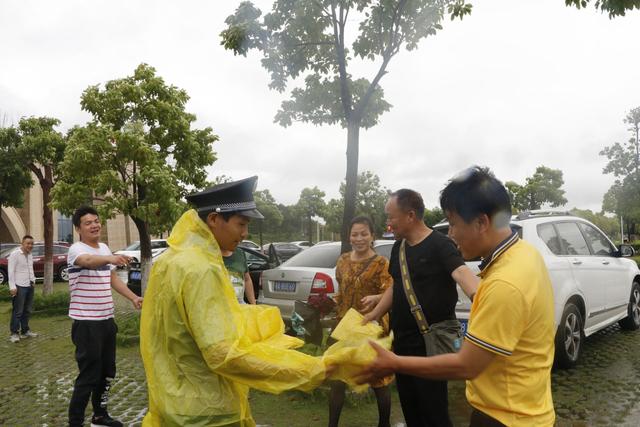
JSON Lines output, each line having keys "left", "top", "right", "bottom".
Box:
{"left": 67, "top": 242, "right": 115, "bottom": 320}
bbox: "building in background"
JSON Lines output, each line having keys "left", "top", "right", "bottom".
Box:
{"left": 1, "top": 182, "right": 139, "bottom": 251}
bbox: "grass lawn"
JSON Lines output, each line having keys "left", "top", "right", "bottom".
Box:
{"left": 249, "top": 387, "right": 407, "bottom": 427}
{"left": 249, "top": 381, "right": 471, "bottom": 426}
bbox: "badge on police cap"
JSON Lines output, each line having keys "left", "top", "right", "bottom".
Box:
{"left": 186, "top": 176, "right": 264, "bottom": 219}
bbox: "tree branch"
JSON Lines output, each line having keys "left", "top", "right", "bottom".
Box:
{"left": 312, "top": 0, "right": 333, "bottom": 20}
{"left": 331, "top": 1, "right": 352, "bottom": 120}
{"left": 288, "top": 41, "right": 334, "bottom": 48}
{"left": 354, "top": 0, "right": 407, "bottom": 119}
{"left": 27, "top": 164, "right": 45, "bottom": 183}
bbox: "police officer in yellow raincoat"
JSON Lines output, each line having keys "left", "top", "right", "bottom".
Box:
{"left": 140, "top": 176, "right": 328, "bottom": 426}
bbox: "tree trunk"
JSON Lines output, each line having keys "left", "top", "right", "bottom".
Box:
{"left": 132, "top": 216, "right": 152, "bottom": 296}
{"left": 308, "top": 215, "right": 313, "bottom": 244}
{"left": 41, "top": 166, "right": 54, "bottom": 295}
{"left": 340, "top": 120, "right": 360, "bottom": 253}
{"left": 124, "top": 214, "right": 132, "bottom": 246}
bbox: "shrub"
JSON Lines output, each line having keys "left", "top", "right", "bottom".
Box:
{"left": 32, "top": 291, "right": 69, "bottom": 316}
{"left": 0, "top": 285, "right": 11, "bottom": 302}
{"left": 116, "top": 313, "right": 140, "bottom": 347}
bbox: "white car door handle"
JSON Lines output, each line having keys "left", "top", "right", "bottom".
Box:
{"left": 572, "top": 259, "right": 582, "bottom": 265}
{"left": 602, "top": 260, "right": 610, "bottom": 265}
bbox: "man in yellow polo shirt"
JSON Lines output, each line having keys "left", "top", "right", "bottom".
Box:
{"left": 359, "top": 166, "right": 555, "bottom": 427}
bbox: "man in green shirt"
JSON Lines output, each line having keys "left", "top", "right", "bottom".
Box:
{"left": 222, "top": 247, "right": 256, "bottom": 304}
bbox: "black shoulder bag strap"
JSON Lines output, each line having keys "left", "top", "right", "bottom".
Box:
{"left": 399, "top": 239, "right": 430, "bottom": 338}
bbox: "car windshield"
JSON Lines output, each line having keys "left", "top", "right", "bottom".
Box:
{"left": 0, "top": 247, "right": 17, "bottom": 258}
{"left": 123, "top": 242, "right": 141, "bottom": 251}
{"left": 281, "top": 244, "right": 341, "bottom": 268}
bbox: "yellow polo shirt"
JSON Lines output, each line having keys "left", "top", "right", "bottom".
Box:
{"left": 465, "top": 237, "right": 555, "bottom": 427}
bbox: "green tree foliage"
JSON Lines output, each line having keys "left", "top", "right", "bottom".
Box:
{"left": 0, "top": 127, "right": 33, "bottom": 209}
{"left": 424, "top": 207, "right": 445, "bottom": 227}
{"left": 325, "top": 171, "right": 389, "bottom": 236}
{"left": 570, "top": 208, "right": 621, "bottom": 241}
{"left": 249, "top": 189, "right": 284, "bottom": 245}
{"left": 565, "top": 0, "right": 640, "bottom": 18}
{"left": 296, "top": 186, "right": 327, "bottom": 243}
{"left": 277, "top": 203, "right": 308, "bottom": 241}
{"left": 52, "top": 64, "right": 218, "bottom": 292}
{"left": 600, "top": 107, "right": 640, "bottom": 237}
{"left": 221, "top": 0, "right": 471, "bottom": 252}
{"left": 505, "top": 166, "right": 568, "bottom": 212}
{"left": 0, "top": 117, "right": 65, "bottom": 294}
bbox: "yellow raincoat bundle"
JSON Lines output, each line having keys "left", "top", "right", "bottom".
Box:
{"left": 322, "top": 308, "right": 393, "bottom": 392}
{"left": 140, "top": 210, "right": 326, "bottom": 426}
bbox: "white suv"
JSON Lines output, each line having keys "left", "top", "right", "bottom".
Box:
{"left": 435, "top": 211, "right": 640, "bottom": 368}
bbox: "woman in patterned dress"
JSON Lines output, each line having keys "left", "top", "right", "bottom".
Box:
{"left": 328, "top": 216, "right": 393, "bottom": 427}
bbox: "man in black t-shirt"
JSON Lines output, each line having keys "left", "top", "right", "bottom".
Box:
{"left": 364, "top": 189, "right": 478, "bottom": 427}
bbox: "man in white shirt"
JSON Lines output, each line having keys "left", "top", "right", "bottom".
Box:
{"left": 8, "top": 235, "right": 36, "bottom": 343}
{"left": 67, "top": 206, "right": 143, "bottom": 427}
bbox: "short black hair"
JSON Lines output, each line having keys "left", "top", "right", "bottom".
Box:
{"left": 390, "top": 189, "right": 425, "bottom": 219}
{"left": 22, "top": 235, "right": 34, "bottom": 242}
{"left": 72, "top": 206, "right": 99, "bottom": 228}
{"left": 439, "top": 166, "right": 511, "bottom": 226}
{"left": 198, "top": 210, "right": 240, "bottom": 222}
{"left": 350, "top": 215, "right": 375, "bottom": 236}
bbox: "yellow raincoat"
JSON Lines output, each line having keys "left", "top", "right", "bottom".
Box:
{"left": 140, "top": 210, "right": 326, "bottom": 426}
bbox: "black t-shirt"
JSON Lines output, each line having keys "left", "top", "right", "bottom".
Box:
{"left": 389, "top": 230, "right": 465, "bottom": 351}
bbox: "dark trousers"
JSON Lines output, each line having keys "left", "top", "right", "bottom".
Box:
{"left": 68, "top": 318, "right": 117, "bottom": 426}
{"left": 396, "top": 372, "right": 452, "bottom": 427}
{"left": 10, "top": 285, "right": 34, "bottom": 334}
{"left": 394, "top": 342, "right": 452, "bottom": 427}
{"left": 469, "top": 409, "right": 507, "bottom": 427}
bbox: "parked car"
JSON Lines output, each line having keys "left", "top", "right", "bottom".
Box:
{"left": 0, "top": 243, "right": 19, "bottom": 254}
{"left": 290, "top": 241, "right": 313, "bottom": 250}
{"left": 243, "top": 247, "right": 275, "bottom": 300}
{"left": 433, "top": 210, "right": 640, "bottom": 368}
{"left": 238, "top": 240, "right": 261, "bottom": 250}
{"left": 258, "top": 240, "right": 394, "bottom": 325}
{"left": 261, "top": 242, "right": 304, "bottom": 261}
{"left": 127, "top": 246, "right": 274, "bottom": 298}
{"left": 0, "top": 243, "right": 70, "bottom": 284}
{"left": 126, "top": 248, "right": 169, "bottom": 296}
{"left": 114, "top": 239, "right": 168, "bottom": 263}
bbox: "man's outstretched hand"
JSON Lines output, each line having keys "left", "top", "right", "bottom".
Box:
{"left": 355, "top": 341, "right": 399, "bottom": 385}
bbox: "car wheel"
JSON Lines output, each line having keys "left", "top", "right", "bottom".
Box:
{"left": 0, "top": 268, "right": 6, "bottom": 284}
{"left": 554, "top": 302, "right": 583, "bottom": 369}
{"left": 619, "top": 281, "right": 640, "bottom": 331}
{"left": 58, "top": 265, "right": 70, "bottom": 282}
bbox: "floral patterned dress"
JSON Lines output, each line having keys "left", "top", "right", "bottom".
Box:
{"left": 334, "top": 252, "right": 394, "bottom": 387}
{"left": 334, "top": 253, "right": 393, "bottom": 332}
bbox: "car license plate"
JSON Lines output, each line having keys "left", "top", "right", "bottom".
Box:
{"left": 130, "top": 271, "right": 141, "bottom": 281}
{"left": 459, "top": 319, "right": 468, "bottom": 336}
{"left": 273, "top": 281, "right": 296, "bottom": 292}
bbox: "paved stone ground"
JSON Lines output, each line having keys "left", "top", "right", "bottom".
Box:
{"left": 2, "top": 290, "right": 640, "bottom": 426}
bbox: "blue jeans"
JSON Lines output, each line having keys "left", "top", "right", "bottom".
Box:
{"left": 10, "top": 285, "right": 34, "bottom": 334}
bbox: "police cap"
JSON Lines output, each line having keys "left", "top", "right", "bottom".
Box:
{"left": 186, "top": 176, "right": 264, "bottom": 219}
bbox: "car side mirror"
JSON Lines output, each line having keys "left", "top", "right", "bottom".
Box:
{"left": 248, "top": 261, "right": 267, "bottom": 271}
{"left": 268, "top": 244, "right": 281, "bottom": 267}
{"left": 619, "top": 244, "right": 635, "bottom": 258}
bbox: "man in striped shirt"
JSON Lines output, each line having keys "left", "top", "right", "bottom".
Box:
{"left": 67, "top": 206, "right": 143, "bottom": 427}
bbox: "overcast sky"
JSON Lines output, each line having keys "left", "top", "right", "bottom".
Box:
{"left": 2, "top": 0, "right": 639, "bottom": 212}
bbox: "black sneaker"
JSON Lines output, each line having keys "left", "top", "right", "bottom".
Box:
{"left": 90, "top": 415, "right": 123, "bottom": 427}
